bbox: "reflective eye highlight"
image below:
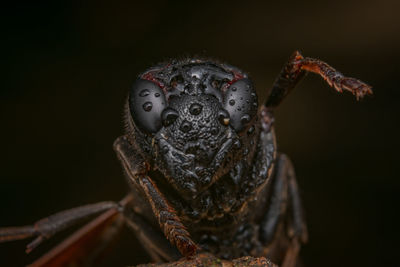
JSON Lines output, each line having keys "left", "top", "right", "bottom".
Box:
{"left": 223, "top": 79, "right": 258, "bottom": 132}
{"left": 129, "top": 79, "right": 166, "bottom": 134}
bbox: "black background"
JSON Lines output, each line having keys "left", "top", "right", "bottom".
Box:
{"left": 0, "top": 1, "right": 399, "bottom": 266}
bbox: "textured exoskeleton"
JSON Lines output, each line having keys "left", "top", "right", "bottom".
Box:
{"left": 0, "top": 52, "right": 372, "bottom": 267}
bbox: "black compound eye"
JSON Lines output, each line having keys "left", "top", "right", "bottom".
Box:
{"left": 129, "top": 79, "right": 167, "bottom": 134}
{"left": 223, "top": 78, "right": 258, "bottom": 132}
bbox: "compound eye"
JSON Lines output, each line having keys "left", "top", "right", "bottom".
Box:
{"left": 129, "top": 79, "right": 167, "bottom": 134}
{"left": 223, "top": 79, "right": 258, "bottom": 132}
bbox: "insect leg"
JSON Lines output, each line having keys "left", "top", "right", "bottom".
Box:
{"left": 28, "top": 203, "right": 126, "bottom": 267}
{"left": 123, "top": 208, "right": 181, "bottom": 262}
{"left": 265, "top": 51, "right": 372, "bottom": 108}
{"left": 138, "top": 176, "right": 198, "bottom": 257}
{"left": 260, "top": 154, "right": 307, "bottom": 267}
{"left": 259, "top": 153, "right": 289, "bottom": 245}
{"left": 114, "top": 135, "right": 198, "bottom": 258}
{"left": 261, "top": 154, "right": 307, "bottom": 244}
{"left": 286, "top": 158, "right": 308, "bottom": 244}
{"left": 0, "top": 200, "right": 120, "bottom": 253}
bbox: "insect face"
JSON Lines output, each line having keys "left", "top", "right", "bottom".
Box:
{"left": 0, "top": 52, "right": 372, "bottom": 266}
{"left": 127, "top": 59, "right": 259, "bottom": 199}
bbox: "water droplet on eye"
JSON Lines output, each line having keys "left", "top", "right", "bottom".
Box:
{"left": 231, "top": 87, "right": 237, "bottom": 92}
{"left": 139, "top": 89, "right": 150, "bottom": 97}
{"left": 229, "top": 99, "right": 235, "bottom": 106}
{"left": 155, "top": 92, "right": 160, "bottom": 97}
{"left": 241, "top": 114, "right": 250, "bottom": 123}
{"left": 143, "top": 102, "right": 153, "bottom": 111}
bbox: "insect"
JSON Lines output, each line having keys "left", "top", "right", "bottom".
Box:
{"left": 0, "top": 51, "right": 372, "bottom": 267}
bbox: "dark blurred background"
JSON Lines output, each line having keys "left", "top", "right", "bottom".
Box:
{"left": 0, "top": 1, "right": 398, "bottom": 266}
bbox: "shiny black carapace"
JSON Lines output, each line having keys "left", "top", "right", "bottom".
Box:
{"left": 0, "top": 51, "right": 372, "bottom": 267}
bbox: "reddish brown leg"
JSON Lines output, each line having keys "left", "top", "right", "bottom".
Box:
{"left": 0, "top": 201, "right": 120, "bottom": 253}
{"left": 123, "top": 209, "right": 181, "bottom": 262}
{"left": 265, "top": 51, "right": 372, "bottom": 108}
{"left": 138, "top": 176, "right": 198, "bottom": 257}
{"left": 114, "top": 135, "right": 198, "bottom": 258}
{"left": 28, "top": 204, "right": 126, "bottom": 267}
